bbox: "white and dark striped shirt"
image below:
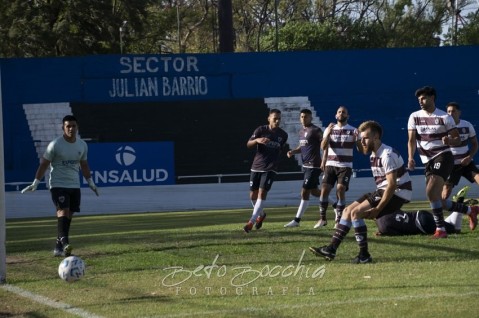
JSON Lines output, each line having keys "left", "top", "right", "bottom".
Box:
{"left": 450, "top": 119, "right": 476, "bottom": 165}
{"left": 324, "top": 124, "right": 358, "bottom": 168}
{"left": 407, "top": 108, "right": 456, "bottom": 164}
{"left": 371, "top": 144, "right": 412, "bottom": 202}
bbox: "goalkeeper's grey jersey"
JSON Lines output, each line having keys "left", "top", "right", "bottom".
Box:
{"left": 43, "top": 136, "right": 88, "bottom": 189}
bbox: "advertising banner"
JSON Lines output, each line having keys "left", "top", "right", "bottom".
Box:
{"left": 86, "top": 142, "right": 175, "bottom": 187}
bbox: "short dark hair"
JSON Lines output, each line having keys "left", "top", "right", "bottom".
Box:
{"left": 446, "top": 101, "right": 460, "bottom": 110}
{"left": 269, "top": 108, "right": 281, "bottom": 115}
{"left": 358, "top": 120, "right": 383, "bottom": 139}
{"left": 62, "top": 115, "right": 77, "bottom": 123}
{"left": 415, "top": 86, "right": 436, "bottom": 99}
{"left": 300, "top": 109, "right": 312, "bottom": 115}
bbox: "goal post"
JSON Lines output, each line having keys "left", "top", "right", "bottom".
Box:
{"left": 0, "top": 63, "right": 6, "bottom": 284}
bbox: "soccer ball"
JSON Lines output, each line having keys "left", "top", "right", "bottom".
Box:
{"left": 58, "top": 256, "right": 85, "bottom": 283}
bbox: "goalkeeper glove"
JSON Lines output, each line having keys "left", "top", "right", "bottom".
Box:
{"left": 87, "top": 178, "right": 99, "bottom": 196}
{"left": 21, "top": 179, "right": 40, "bottom": 193}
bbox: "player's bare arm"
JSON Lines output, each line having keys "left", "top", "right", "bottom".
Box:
{"left": 407, "top": 129, "right": 417, "bottom": 170}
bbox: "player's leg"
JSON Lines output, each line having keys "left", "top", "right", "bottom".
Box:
{"left": 253, "top": 171, "right": 275, "bottom": 230}
{"left": 316, "top": 166, "right": 334, "bottom": 228}
{"left": 426, "top": 153, "right": 454, "bottom": 238}
{"left": 244, "top": 172, "right": 260, "bottom": 233}
{"left": 309, "top": 196, "right": 366, "bottom": 261}
{"left": 335, "top": 167, "right": 352, "bottom": 225}
{"left": 51, "top": 188, "right": 73, "bottom": 256}
{"left": 444, "top": 163, "right": 479, "bottom": 230}
{"left": 285, "top": 168, "right": 319, "bottom": 227}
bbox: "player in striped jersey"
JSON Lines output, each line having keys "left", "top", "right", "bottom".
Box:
{"left": 407, "top": 87, "right": 478, "bottom": 239}
{"left": 310, "top": 120, "right": 411, "bottom": 263}
{"left": 442, "top": 102, "right": 479, "bottom": 232}
{"left": 315, "top": 106, "right": 358, "bottom": 229}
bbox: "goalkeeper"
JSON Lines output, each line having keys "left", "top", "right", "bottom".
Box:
{"left": 21, "top": 115, "right": 98, "bottom": 257}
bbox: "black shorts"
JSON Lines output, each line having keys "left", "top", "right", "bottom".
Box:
{"left": 302, "top": 167, "right": 322, "bottom": 190}
{"left": 249, "top": 171, "right": 276, "bottom": 192}
{"left": 356, "top": 189, "right": 409, "bottom": 219}
{"left": 321, "top": 166, "right": 352, "bottom": 191}
{"left": 50, "top": 188, "right": 81, "bottom": 213}
{"left": 425, "top": 151, "right": 454, "bottom": 181}
{"left": 446, "top": 161, "right": 479, "bottom": 186}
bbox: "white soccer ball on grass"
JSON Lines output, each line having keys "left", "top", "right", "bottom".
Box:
{"left": 58, "top": 256, "right": 85, "bottom": 283}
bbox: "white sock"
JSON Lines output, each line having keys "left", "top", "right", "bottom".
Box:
{"left": 445, "top": 212, "right": 463, "bottom": 230}
{"left": 295, "top": 200, "right": 310, "bottom": 219}
{"left": 250, "top": 199, "right": 264, "bottom": 223}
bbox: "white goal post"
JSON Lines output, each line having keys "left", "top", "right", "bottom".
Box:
{"left": 0, "top": 63, "right": 6, "bottom": 284}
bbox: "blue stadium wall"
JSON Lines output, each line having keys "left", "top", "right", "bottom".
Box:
{"left": 1, "top": 46, "right": 479, "bottom": 189}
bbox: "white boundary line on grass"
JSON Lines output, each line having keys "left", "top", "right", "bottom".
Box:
{"left": 161, "top": 290, "right": 479, "bottom": 318}
{"left": 1, "top": 284, "right": 104, "bottom": 318}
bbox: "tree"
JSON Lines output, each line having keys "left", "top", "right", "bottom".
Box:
{"left": 0, "top": 0, "right": 478, "bottom": 57}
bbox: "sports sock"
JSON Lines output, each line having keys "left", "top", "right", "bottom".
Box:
{"left": 353, "top": 219, "right": 368, "bottom": 256}
{"left": 330, "top": 219, "right": 351, "bottom": 250}
{"left": 430, "top": 200, "right": 446, "bottom": 229}
{"left": 295, "top": 200, "right": 309, "bottom": 219}
{"left": 250, "top": 199, "right": 264, "bottom": 223}
{"left": 57, "top": 216, "right": 69, "bottom": 245}
{"left": 319, "top": 199, "right": 328, "bottom": 220}
{"left": 335, "top": 200, "right": 345, "bottom": 221}
{"left": 446, "top": 200, "right": 468, "bottom": 214}
{"left": 445, "top": 212, "right": 463, "bottom": 230}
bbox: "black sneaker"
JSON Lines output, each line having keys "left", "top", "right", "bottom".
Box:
{"left": 309, "top": 245, "right": 336, "bottom": 261}
{"left": 255, "top": 213, "right": 266, "bottom": 230}
{"left": 351, "top": 253, "right": 372, "bottom": 264}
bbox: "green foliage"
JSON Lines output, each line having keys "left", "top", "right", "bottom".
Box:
{"left": 2, "top": 202, "right": 479, "bottom": 317}
{"left": 0, "top": 0, "right": 478, "bottom": 56}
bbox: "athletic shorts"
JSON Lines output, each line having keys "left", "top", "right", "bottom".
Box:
{"left": 249, "top": 171, "right": 276, "bottom": 192}
{"left": 425, "top": 151, "right": 454, "bottom": 181}
{"left": 321, "top": 166, "right": 352, "bottom": 191}
{"left": 356, "top": 189, "right": 409, "bottom": 219}
{"left": 302, "top": 167, "right": 322, "bottom": 190}
{"left": 446, "top": 161, "right": 479, "bottom": 186}
{"left": 50, "top": 188, "right": 81, "bottom": 213}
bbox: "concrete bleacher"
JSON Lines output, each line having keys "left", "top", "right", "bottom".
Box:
{"left": 22, "top": 102, "right": 73, "bottom": 161}
{"left": 264, "top": 96, "right": 323, "bottom": 166}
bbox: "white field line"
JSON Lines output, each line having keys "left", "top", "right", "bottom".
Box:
{"left": 1, "top": 284, "right": 104, "bottom": 318}
{"left": 160, "top": 291, "right": 479, "bottom": 318}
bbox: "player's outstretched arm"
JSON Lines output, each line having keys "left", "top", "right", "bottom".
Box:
{"left": 20, "top": 179, "right": 40, "bottom": 193}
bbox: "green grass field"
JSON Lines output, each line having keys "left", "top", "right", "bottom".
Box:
{"left": 2, "top": 201, "right": 479, "bottom": 318}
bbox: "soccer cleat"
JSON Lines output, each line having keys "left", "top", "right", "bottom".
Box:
{"left": 431, "top": 229, "right": 448, "bottom": 239}
{"left": 469, "top": 206, "right": 479, "bottom": 231}
{"left": 53, "top": 248, "right": 64, "bottom": 257}
{"left": 255, "top": 213, "right": 267, "bottom": 230}
{"left": 453, "top": 185, "right": 470, "bottom": 202}
{"left": 313, "top": 219, "right": 327, "bottom": 229}
{"left": 63, "top": 244, "right": 73, "bottom": 257}
{"left": 243, "top": 221, "right": 254, "bottom": 233}
{"left": 309, "top": 245, "right": 336, "bottom": 261}
{"left": 284, "top": 220, "right": 300, "bottom": 228}
{"left": 351, "top": 253, "right": 373, "bottom": 264}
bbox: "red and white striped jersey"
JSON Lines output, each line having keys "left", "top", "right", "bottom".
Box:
{"left": 407, "top": 108, "right": 456, "bottom": 164}
{"left": 450, "top": 119, "right": 476, "bottom": 165}
{"left": 371, "top": 143, "right": 412, "bottom": 202}
{"left": 324, "top": 124, "right": 358, "bottom": 168}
